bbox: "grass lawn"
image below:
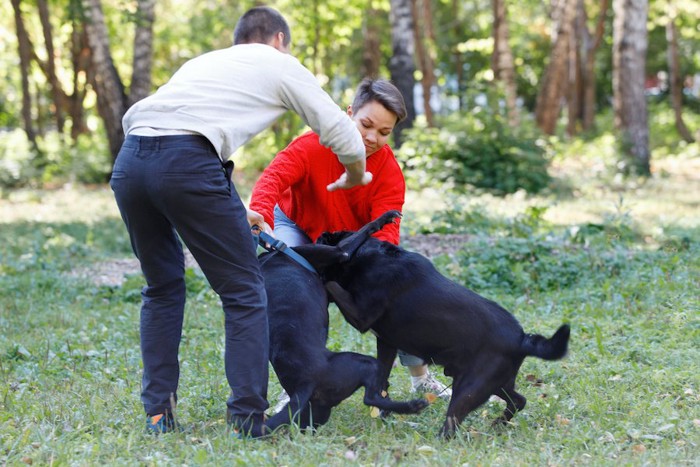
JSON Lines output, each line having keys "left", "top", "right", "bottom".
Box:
{"left": 0, "top": 153, "right": 698, "bottom": 465}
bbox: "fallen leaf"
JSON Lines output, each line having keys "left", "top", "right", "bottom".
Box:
{"left": 555, "top": 414, "right": 571, "bottom": 426}
{"left": 344, "top": 436, "right": 357, "bottom": 446}
{"left": 632, "top": 444, "right": 646, "bottom": 454}
{"left": 424, "top": 393, "right": 438, "bottom": 403}
{"left": 369, "top": 406, "right": 380, "bottom": 418}
{"left": 525, "top": 374, "right": 544, "bottom": 386}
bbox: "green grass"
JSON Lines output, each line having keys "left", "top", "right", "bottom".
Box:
{"left": 1, "top": 154, "right": 699, "bottom": 465}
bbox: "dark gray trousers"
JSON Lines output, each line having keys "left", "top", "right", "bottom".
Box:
{"left": 110, "top": 135, "right": 268, "bottom": 428}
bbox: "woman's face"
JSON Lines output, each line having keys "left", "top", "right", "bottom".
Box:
{"left": 348, "top": 101, "right": 397, "bottom": 156}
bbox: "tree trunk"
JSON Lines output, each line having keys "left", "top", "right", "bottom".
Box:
{"left": 452, "top": 0, "right": 465, "bottom": 110}
{"left": 567, "top": 7, "right": 582, "bottom": 137}
{"left": 11, "top": 0, "right": 42, "bottom": 158}
{"left": 128, "top": 0, "right": 155, "bottom": 107}
{"left": 82, "top": 0, "right": 127, "bottom": 161}
{"left": 411, "top": 0, "right": 435, "bottom": 127}
{"left": 612, "top": 0, "right": 650, "bottom": 174}
{"left": 37, "top": 0, "right": 66, "bottom": 132}
{"left": 535, "top": 0, "right": 577, "bottom": 135}
{"left": 582, "top": 0, "right": 609, "bottom": 131}
{"left": 666, "top": 12, "right": 694, "bottom": 143}
{"left": 70, "top": 26, "right": 91, "bottom": 139}
{"left": 389, "top": 0, "right": 416, "bottom": 148}
{"left": 361, "top": 5, "right": 382, "bottom": 79}
{"left": 492, "top": 0, "right": 519, "bottom": 127}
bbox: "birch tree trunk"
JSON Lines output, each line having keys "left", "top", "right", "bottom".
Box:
{"left": 389, "top": 0, "right": 416, "bottom": 147}
{"left": 612, "top": 0, "right": 650, "bottom": 174}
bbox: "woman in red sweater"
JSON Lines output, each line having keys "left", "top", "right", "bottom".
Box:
{"left": 248, "top": 78, "right": 451, "bottom": 413}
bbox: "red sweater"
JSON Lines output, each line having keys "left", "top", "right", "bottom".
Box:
{"left": 250, "top": 131, "right": 405, "bottom": 245}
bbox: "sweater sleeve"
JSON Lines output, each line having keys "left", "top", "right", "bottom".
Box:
{"left": 369, "top": 153, "right": 406, "bottom": 245}
{"left": 249, "top": 136, "right": 310, "bottom": 229}
{"left": 277, "top": 59, "right": 365, "bottom": 165}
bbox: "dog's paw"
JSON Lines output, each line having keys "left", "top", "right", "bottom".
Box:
{"left": 376, "top": 210, "right": 402, "bottom": 228}
{"left": 410, "top": 398, "right": 430, "bottom": 413}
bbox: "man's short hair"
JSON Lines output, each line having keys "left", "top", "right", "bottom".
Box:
{"left": 233, "top": 6, "right": 291, "bottom": 46}
{"left": 352, "top": 79, "right": 408, "bottom": 124}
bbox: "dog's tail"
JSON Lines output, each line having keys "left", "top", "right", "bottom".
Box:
{"left": 520, "top": 324, "right": 570, "bottom": 360}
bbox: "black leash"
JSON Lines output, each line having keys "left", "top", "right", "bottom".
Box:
{"left": 252, "top": 226, "right": 317, "bottom": 274}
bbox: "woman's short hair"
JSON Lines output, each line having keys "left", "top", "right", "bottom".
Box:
{"left": 352, "top": 79, "right": 407, "bottom": 124}
{"left": 234, "top": 6, "right": 291, "bottom": 47}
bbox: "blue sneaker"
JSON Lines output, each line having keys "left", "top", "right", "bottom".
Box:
{"left": 145, "top": 413, "right": 179, "bottom": 434}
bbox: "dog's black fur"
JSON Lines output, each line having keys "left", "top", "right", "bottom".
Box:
{"left": 316, "top": 228, "right": 571, "bottom": 438}
{"left": 260, "top": 211, "right": 427, "bottom": 432}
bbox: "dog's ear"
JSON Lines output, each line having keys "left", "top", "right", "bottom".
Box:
{"left": 292, "top": 244, "right": 348, "bottom": 271}
{"left": 325, "top": 281, "right": 384, "bottom": 333}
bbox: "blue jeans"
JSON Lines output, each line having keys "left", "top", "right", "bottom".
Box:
{"left": 273, "top": 207, "right": 425, "bottom": 368}
{"left": 110, "top": 135, "right": 268, "bottom": 428}
{"left": 272, "top": 205, "right": 312, "bottom": 247}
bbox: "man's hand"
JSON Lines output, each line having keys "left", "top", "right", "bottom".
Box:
{"left": 246, "top": 208, "right": 273, "bottom": 236}
{"left": 327, "top": 159, "right": 373, "bottom": 192}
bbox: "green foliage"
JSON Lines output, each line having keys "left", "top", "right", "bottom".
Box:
{"left": 0, "top": 127, "right": 112, "bottom": 189}
{"left": 425, "top": 202, "right": 657, "bottom": 295}
{"left": 0, "top": 163, "right": 699, "bottom": 464}
{"left": 399, "top": 91, "right": 552, "bottom": 195}
{"left": 0, "top": 178, "right": 700, "bottom": 465}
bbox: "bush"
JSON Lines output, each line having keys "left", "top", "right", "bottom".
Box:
{"left": 0, "top": 127, "right": 112, "bottom": 189}
{"left": 398, "top": 101, "right": 552, "bottom": 195}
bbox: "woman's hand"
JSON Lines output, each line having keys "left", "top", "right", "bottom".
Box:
{"left": 246, "top": 208, "right": 273, "bottom": 236}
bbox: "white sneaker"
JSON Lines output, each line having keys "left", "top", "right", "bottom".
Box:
{"left": 411, "top": 373, "right": 452, "bottom": 400}
{"left": 269, "top": 390, "right": 290, "bottom": 415}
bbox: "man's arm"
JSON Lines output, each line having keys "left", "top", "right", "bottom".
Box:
{"left": 277, "top": 58, "right": 372, "bottom": 190}
{"left": 327, "top": 159, "right": 373, "bottom": 192}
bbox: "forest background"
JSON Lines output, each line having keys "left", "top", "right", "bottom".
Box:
{"left": 1, "top": 0, "right": 699, "bottom": 465}
{"left": 1, "top": 0, "right": 699, "bottom": 188}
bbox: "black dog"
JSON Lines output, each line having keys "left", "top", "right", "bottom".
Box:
{"left": 260, "top": 210, "right": 428, "bottom": 432}
{"left": 317, "top": 226, "right": 571, "bottom": 438}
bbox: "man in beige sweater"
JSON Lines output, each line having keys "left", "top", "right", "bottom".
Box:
{"left": 110, "top": 5, "right": 371, "bottom": 438}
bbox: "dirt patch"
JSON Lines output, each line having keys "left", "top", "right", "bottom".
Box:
{"left": 69, "top": 251, "right": 199, "bottom": 287}
{"left": 70, "top": 234, "right": 472, "bottom": 287}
